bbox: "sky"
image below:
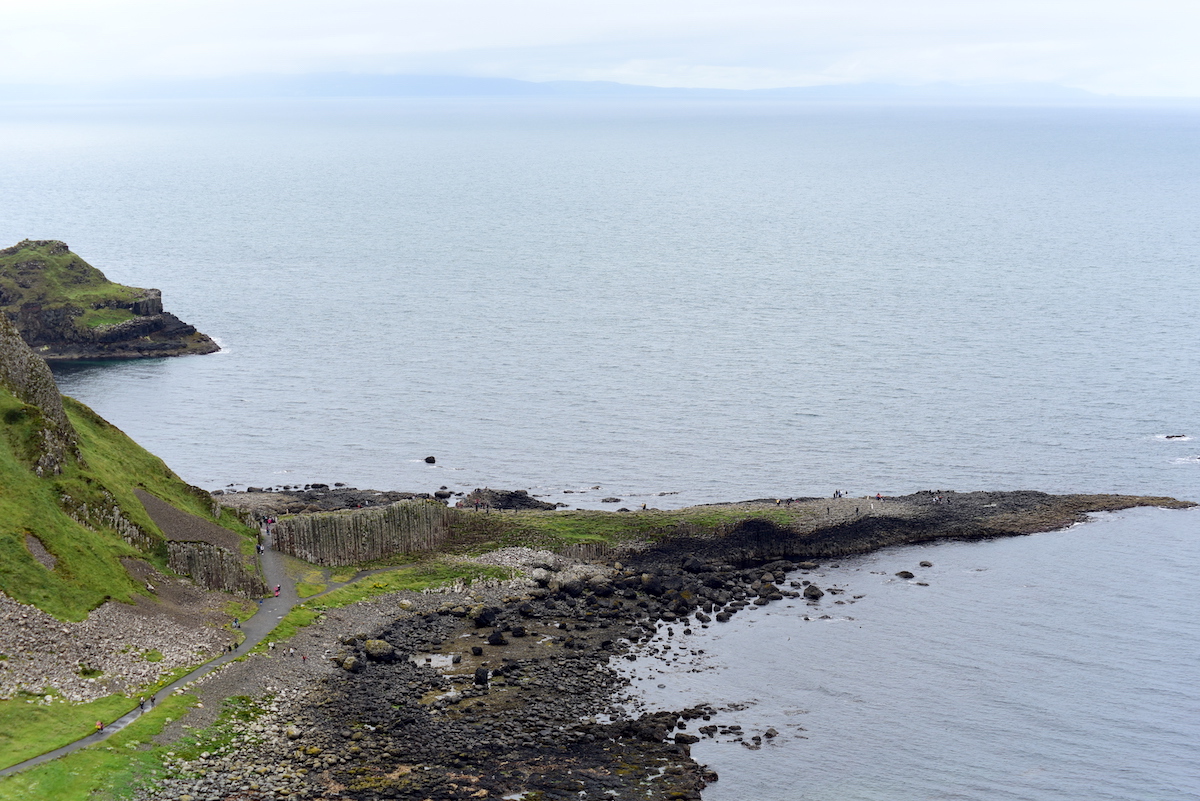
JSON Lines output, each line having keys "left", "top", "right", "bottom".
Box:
{"left": 2, "top": 0, "right": 1199, "bottom": 96}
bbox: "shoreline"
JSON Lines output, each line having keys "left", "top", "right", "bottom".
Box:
{"left": 130, "top": 490, "right": 1192, "bottom": 801}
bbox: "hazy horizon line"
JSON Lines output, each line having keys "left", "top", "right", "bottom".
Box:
{"left": 4, "top": 74, "right": 1199, "bottom": 105}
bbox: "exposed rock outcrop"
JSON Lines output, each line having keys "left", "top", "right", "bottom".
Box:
{"left": 0, "top": 312, "right": 78, "bottom": 475}
{"left": 0, "top": 240, "right": 218, "bottom": 360}
{"left": 456, "top": 487, "right": 559, "bottom": 510}
{"left": 272, "top": 500, "right": 453, "bottom": 566}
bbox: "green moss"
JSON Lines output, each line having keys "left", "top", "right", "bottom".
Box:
{"left": 246, "top": 562, "right": 511, "bottom": 654}
{"left": 141, "top": 650, "right": 163, "bottom": 663}
{"left": 446, "top": 504, "right": 811, "bottom": 554}
{"left": 308, "top": 562, "right": 510, "bottom": 611}
{"left": 75, "top": 307, "right": 136, "bottom": 329}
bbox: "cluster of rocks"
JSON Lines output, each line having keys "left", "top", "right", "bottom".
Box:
{"left": 455, "top": 487, "right": 564, "bottom": 511}
{"left": 134, "top": 545, "right": 849, "bottom": 800}
{"left": 0, "top": 579, "right": 232, "bottom": 703}
{"left": 215, "top": 487, "right": 436, "bottom": 517}
{"left": 123, "top": 490, "right": 1200, "bottom": 800}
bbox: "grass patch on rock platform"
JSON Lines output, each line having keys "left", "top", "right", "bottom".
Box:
{"left": 446, "top": 503, "right": 815, "bottom": 554}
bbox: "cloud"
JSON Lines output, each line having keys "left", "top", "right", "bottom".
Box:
{"left": 1, "top": 0, "right": 1199, "bottom": 95}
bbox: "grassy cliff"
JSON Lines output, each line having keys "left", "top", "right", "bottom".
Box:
{"left": 0, "top": 315, "right": 251, "bottom": 620}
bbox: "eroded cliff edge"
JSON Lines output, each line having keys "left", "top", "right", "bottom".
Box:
{"left": 0, "top": 240, "right": 218, "bottom": 360}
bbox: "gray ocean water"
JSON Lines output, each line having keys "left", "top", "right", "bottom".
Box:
{"left": 625, "top": 506, "right": 1200, "bottom": 801}
{"left": 1, "top": 99, "right": 1198, "bottom": 797}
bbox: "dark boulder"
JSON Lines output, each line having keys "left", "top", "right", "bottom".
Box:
{"left": 472, "top": 606, "right": 501, "bottom": 628}
{"left": 803, "top": 584, "right": 824, "bottom": 600}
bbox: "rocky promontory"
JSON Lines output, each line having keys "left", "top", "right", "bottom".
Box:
{"left": 132, "top": 490, "right": 1193, "bottom": 801}
{"left": 0, "top": 240, "right": 218, "bottom": 360}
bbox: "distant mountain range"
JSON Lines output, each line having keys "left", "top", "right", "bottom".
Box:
{"left": 0, "top": 74, "right": 1165, "bottom": 103}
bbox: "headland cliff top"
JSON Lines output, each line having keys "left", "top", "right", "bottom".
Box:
{"left": 0, "top": 239, "right": 217, "bottom": 360}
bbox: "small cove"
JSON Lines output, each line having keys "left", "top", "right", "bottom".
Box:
{"left": 620, "top": 507, "right": 1200, "bottom": 800}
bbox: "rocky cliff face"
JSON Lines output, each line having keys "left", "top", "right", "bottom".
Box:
{"left": 0, "top": 240, "right": 219, "bottom": 360}
{"left": 0, "top": 313, "right": 78, "bottom": 475}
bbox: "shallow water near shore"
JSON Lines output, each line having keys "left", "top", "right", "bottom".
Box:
{"left": 623, "top": 506, "right": 1200, "bottom": 800}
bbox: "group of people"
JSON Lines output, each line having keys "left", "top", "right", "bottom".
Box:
{"left": 95, "top": 694, "right": 156, "bottom": 733}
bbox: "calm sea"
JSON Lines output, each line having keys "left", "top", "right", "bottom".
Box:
{"left": 625, "top": 506, "right": 1200, "bottom": 800}
{"left": 1, "top": 98, "right": 1197, "bottom": 797}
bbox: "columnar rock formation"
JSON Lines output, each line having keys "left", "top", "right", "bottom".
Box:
{"left": 273, "top": 500, "right": 453, "bottom": 566}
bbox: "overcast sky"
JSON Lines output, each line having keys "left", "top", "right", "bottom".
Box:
{"left": 3, "top": 0, "right": 1199, "bottom": 95}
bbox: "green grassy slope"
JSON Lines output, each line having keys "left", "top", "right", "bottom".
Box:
{"left": 0, "top": 387, "right": 255, "bottom": 621}
{"left": 0, "top": 241, "right": 144, "bottom": 329}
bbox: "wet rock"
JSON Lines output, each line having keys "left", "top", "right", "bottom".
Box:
{"left": 474, "top": 667, "right": 489, "bottom": 686}
{"left": 486, "top": 631, "right": 508, "bottom": 646}
{"left": 424, "top": 456, "right": 436, "bottom": 463}
{"left": 896, "top": 571, "right": 915, "bottom": 579}
{"left": 920, "top": 561, "right": 933, "bottom": 567}
{"left": 803, "top": 584, "right": 824, "bottom": 600}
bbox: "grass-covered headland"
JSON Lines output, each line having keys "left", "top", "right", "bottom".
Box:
{"left": 0, "top": 240, "right": 218, "bottom": 360}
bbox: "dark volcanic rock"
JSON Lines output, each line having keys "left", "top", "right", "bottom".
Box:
{"left": 456, "top": 487, "right": 558, "bottom": 511}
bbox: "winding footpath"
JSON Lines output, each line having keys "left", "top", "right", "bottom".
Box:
{"left": 0, "top": 533, "right": 373, "bottom": 779}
